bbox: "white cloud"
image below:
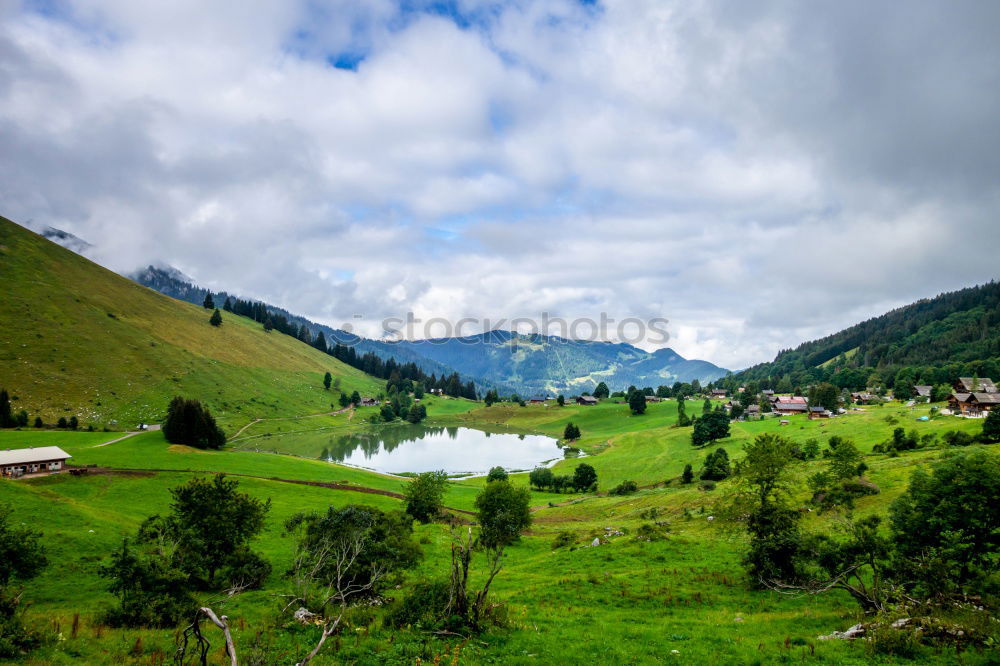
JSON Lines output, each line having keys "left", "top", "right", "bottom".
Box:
{"left": 1, "top": 0, "right": 998, "bottom": 370}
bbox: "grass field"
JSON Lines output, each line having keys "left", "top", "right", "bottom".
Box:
{"left": 1, "top": 396, "right": 995, "bottom": 664}
{"left": 0, "top": 216, "right": 382, "bottom": 430}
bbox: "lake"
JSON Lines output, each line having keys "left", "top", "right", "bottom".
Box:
{"left": 236, "top": 424, "right": 564, "bottom": 476}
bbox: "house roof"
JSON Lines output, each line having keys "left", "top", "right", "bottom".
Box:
{"left": 914, "top": 385, "right": 932, "bottom": 396}
{"left": 971, "top": 392, "right": 1000, "bottom": 405}
{"left": 775, "top": 396, "right": 807, "bottom": 404}
{"left": 809, "top": 406, "right": 827, "bottom": 413}
{"left": 957, "top": 377, "right": 998, "bottom": 393}
{"left": 774, "top": 402, "right": 809, "bottom": 411}
{"left": 577, "top": 396, "right": 598, "bottom": 403}
{"left": 951, "top": 392, "right": 971, "bottom": 402}
{"left": 0, "top": 446, "right": 71, "bottom": 466}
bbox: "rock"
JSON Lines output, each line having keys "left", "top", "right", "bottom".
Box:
{"left": 591, "top": 537, "right": 601, "bottom": 547}
{"left": 706, "top": 516, "right": 714, "bottom": 522}
{"left": 818, "top": 623, "right": 865, "bottom": 640}
{"left": 734, "top": 616, "right": 744, "bottom": 623}
{"left": 293, "top": 607, "right": 320, "bottom": 625}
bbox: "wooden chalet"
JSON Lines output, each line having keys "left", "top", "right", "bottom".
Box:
{"left": 360, "top": 397, "right": 379, "bottom": 407}
{"left": 1, "top": 446, "right": 71, "bottom": 479}
{"left": 914, "top": 385, "right": 932, "bottom": 398}
{"left": 576, "top": 396, "right": 598, "bottom": 406}
{"left": 808, "top": 406, "right": 831, "bottom": 419}
{"left": 772, "top": 396, "right": 809, "bottom": 415}
{"left": 948, "top": 392, "right": 1000, "bottom": 416}
{"left": 709, "top": 389, "right": 727, "bottom": 399}
{"left": 954, "top": 377, "right": 998, "bottom": 393}
{"left": 528, "top": 395, "right": 549, "bottom": 405}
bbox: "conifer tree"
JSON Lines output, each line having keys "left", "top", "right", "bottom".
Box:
{"left": 323, "top": 372, "right": 332, "bottom": 390}
{"left": 209, "top": 309, "right": 223, "bottom": 327}
{"left": 222, "top": 297, "right": 233, "bottom": 312}
{"left": 0, "top": 389, "right": 12, "bottom": 428}
{"left": 202, "top": 292, "right": 215, "bottom": 309}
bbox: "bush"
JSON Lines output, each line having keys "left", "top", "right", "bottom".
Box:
{"left": 529, "top": 466, "right": 554, "bottom": 490}
{"left": 608, "top": 480, "right": 638, "bottom": 496}
{"left": 699, "top": 480, "right": 716, "bottom": 491}
{"left": 572, "top": 463, "right": 598, "bottom": 492}
{"left": 475, "top": 481, "right": 532, "bottom": 548}
{"left": 941, "top": 430, "right": 976, "bottom": 447}
{"left": 163, "top": 397, "right": 225, "bottom": 449}
{"left": 681, "top": 464, "right": 694, "bottom": 484}
{"left": 551, "top": 531, "right": 576, "bottom": 549}
{"left": 864, "top": 625, "right": 921, "bottom": 659}
{"left": 699, "top": 448, "right": 731, "bottom": 481}
{"left": 634, "top": 523, "right": 669, "bottom": 542}
{"left": 384, "top": 579, "right": 453, "bottom": 629}
{"left": 486, "top": 466, "right": 508, "bottom": 483}
{"left": 403, "top": 471, "right": 449, "bottom": 523}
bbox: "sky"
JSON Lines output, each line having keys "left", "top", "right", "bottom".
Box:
{"left": 2, "top": 0, "right": 999, "bottom": 370}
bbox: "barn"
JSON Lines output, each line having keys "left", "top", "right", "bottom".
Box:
{"left": 0, "top": 446, "right": 72, "bottom": 479}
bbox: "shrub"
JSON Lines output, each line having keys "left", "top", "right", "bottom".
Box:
{"left": 403, "top": 470, "right": 449, "bottom": 523}
{"left": 941, "top": 430, "right": 976, "bottom": 447}
{"left": 608, "top": 480, "right": 638, "bottom": 496}
{"left": 572, "top": 463, "right": 598, "bottom": 492}
{"left": 486, "top": 466, "right": 508, "bottom": 483}
{"left": 634, "top": 523, "right": 669, "bottom": 542}
{"left": 681, "top": 464, "right": 694, "bottom": 484}
{"left": 475, "top": 481, "right": 532, "bottom": 548}
{"left": 551, "top": 531, "right": 576, "bottom": 549}
{"left": 699, "top": 480, "right": 716, "bottom": 491}
{"left": 529, "top": 466, "right": 553, "bottom": 490}
{"left": 699, "top": 448, "right": 731, "bottom": 481}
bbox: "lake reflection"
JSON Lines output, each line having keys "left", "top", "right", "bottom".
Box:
{"left": 249, "top": 425, "right": 562, "bottom": 475}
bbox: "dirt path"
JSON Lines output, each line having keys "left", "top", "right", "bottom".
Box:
{"left": 228, "top": 407, "right": 353, "bottom": 442}
{"left": 90, "top": 431, "right": 142, "bottom": 448}
{"left": 76, "top": 465, "right": 476, "bottom": 516}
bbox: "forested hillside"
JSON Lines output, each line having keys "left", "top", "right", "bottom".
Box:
{"left": 729, "top": 282, "right": 1000, "bottom": 393}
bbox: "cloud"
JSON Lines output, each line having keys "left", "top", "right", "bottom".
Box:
{"left": 1, "top": 0, "right": 998, "bottom": 370}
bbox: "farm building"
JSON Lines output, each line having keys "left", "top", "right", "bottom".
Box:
{"left": 914, "top": 385, "right": 932, "bottom": 398}
{"left": 576, "top": 396, "right": 598, "bottom": 406}
{"left": 709, "top": 389, "right": 727, "bottom": 399}
{"left": 528, "top": 395, "right": 549, "bottom": 405}
{"left": 1, "top": 446, "right": 71, "bottom": 479}
{"left": 808, "top": 406, "right": 831, "bottom": 419}
{"left": 360, "top": 397, "right": 379, "bottom": 406}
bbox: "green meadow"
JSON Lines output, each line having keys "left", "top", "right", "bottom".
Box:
{"left": 0, "top": 397, "right": 994, "bottom": 664}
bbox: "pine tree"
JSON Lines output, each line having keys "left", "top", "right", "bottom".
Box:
{"left": 263, "top": 316, "right": 273, "bottom": 332}
{"left": 313, "top": 331, "right": 328, "bottom": 352}
{"left": 33, "top": 416, "right": 43, "bottom": 428}
{"left": 202, "top": 292, "right": 215, "bottom": 309}
{"left": 677, "top": 398, "right": 689, "bottom": 426}
{"left": 681, "top": 464, "right": 694, "bottom": 484}
{"left": 0, "top": 389, "right": 13, "bottom": 428}
{"left": 222, "top": 297, "right": 233, "bottom": 312}
{"left": 209, "top": 309, "right": 223, "bottom": 327}
{"left": 323, "top": 372, "right": 332, "bottom": 390}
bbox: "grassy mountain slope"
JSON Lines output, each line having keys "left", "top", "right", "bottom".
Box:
{"left": 0, "top": 217, "right": 381, "bottom": 429}
{"left": 736, "top": 281, "right": 1000, "bottom": 385}
{"left": 131, "top": 264, "right": 480, "bottom": 385}
{"left": 394, "top": 330, "right": 729, "bottom": 395}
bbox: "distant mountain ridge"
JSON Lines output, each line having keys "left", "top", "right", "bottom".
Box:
{"left": 391, "top": 330, "right": 730, "bottom": 395}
